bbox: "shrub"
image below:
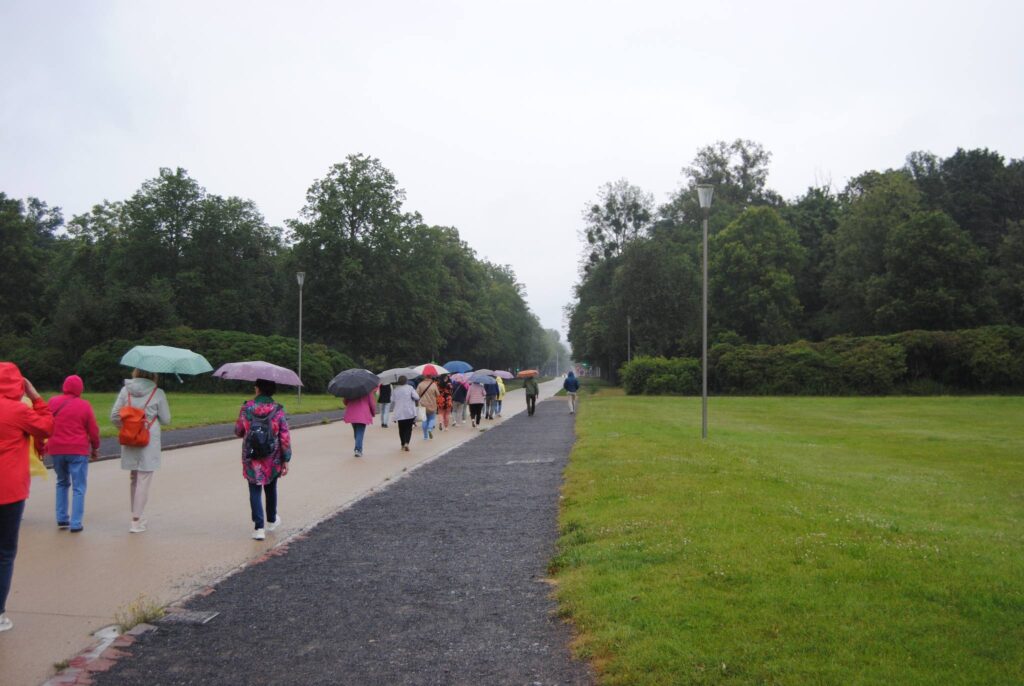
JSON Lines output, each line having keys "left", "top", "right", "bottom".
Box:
{"left": 621, "top": 356, "right": 700, "bottom": 395}
{"left": 75, "top": 327, "right": 356, "bottom": 392}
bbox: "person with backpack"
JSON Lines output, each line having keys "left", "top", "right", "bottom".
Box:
{"left": 0, "top": 362, "right": 53, "bottom": 633}
{"left": 234, "top": 379, "right": 291, "bottom": 541}
{"left": 110, "top": 369, "right": 171, "bottom": 534}
{"left": 343, "top": 389, "right": 376, "bottom": 457}
{"left": 416, "top": 375, "right": 439, "bottom": 440}
{"left": 563, "top": 371, "right": 581, "bottom": 414}
{"left": 46, "top": 375, "right": 100, "bottom": 533}
{"left": 523, "top": 375, "right": 540, "bottom": 416}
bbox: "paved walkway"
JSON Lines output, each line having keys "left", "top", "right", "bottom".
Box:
{"left": 0, "top": 380, "right": 587, "bottom": 686}
{"left": 91, "top": 397, "right": 591, "bottom": 685}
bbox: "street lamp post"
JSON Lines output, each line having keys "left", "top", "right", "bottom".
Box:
{"left": 696, "top": 184, "right": 714, "bottom": 440}
{"left": 296, "top": 271, "right": 305, "bottom": 406}
{"left": 627, "top": 314, "right": 632, "bottom": 363}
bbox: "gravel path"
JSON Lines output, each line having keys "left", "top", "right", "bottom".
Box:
{"left": 91, "top": 399, "right": 592, "bottom": 686}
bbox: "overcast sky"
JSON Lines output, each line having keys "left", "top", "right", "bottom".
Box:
{"left": 2, "top": 1, "right": 1022, "bottom": 337}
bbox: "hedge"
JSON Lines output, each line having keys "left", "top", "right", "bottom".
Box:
{"left": 75, "top": 327, "right": 356, "bottom": 393}
{"left": 620, "top": 326, "right": 1024, "bottom": 395}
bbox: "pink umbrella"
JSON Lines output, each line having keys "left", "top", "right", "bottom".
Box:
{"left": 213, "top": 361, "right": 303, "bottom": 387}
{"left": 492, "top": 370, "right": 514, "bottom": 380}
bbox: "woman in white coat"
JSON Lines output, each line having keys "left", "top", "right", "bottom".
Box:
{"left": 110, "top": 369, "right": 171, "bottom": 533}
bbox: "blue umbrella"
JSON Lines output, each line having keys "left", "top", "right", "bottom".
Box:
{"left": 443, "top": 360, "right": 473, "bottom": 374}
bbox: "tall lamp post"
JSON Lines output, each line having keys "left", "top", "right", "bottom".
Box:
{"left": 696, "top": 184, "right": 714, "bottom": 439}
{"left": 296, "top": 271, "right": 305, "bottom": 406}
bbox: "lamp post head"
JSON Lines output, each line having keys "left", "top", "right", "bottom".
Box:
{"left": 296, "top": 271, "right": 305, "bottom": 288}
{"left": 696, "top": 184, "right": 714, "bottom": 210}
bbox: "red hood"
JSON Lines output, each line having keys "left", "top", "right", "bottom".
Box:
{"left": 0, "top": 362, "right": 26, "bottom": 401}
{"left": 62, "top": 375, "right": 84, "bottom": 397}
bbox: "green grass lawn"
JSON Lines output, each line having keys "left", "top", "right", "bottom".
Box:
{"left": 554, "top": 394, "right": 1024, "bottom": 685}
{"left": 67, "top": 392, "right": 343, "bottom": 438}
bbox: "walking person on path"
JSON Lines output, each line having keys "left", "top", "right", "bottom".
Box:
{"left": 563, "top": 371, "right": 580, "bottom": 414}
{"left": 234, "top": 379, "right": 291, "bottom": 541}
{"left": 390, "top": 376, "right": 419, "bottom": 452}
{"left": 484, "top": 379, "right": 498, "bottom": 420}
{"left": 451, "top": 377, "right": 468, "bottom": 426}
{"left": 0, "top": 362, "right": 53, "bottom": 633}
{"left": 416, "top": 375, "right": 439, "bottom": 439}
{"left": 46, "top": 375, "right": 100, "bottom": 533}
{"left": 110, "top": 369, "right": 170, "bottom": 534}
{"left": 437, "top": 375, "right": 453, "bottom": 431}
{"left": 524, "top": 375, "right": 539, "bottom": 416}
{"left": 377, "top": 383, "right": 392, "bottom": 428}
{"left": 495, "top": 376, "right": 506, "bottom": 417}
{"left": 343, "top": 389, "right": 376, "bottom": 458}
{"left": 467, "top": 381, "right": 486, "bottom": 427}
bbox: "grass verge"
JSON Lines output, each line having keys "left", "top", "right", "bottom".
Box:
{"left": 114, "top": 594, "right": 165, "bottom": 632}
{"left": 553, "top": 394, "right": 1024, "bottom": 685}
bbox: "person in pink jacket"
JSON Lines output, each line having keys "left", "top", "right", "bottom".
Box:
{"left": 343, "top": 390, "right": 377, "bottom": 458}
{"left": 466, "top": 382, "right": 487, "bottom": 428}
{"left": 0, "top": 362, "right": 53, "bottom": 633}
{"left": 46, "top": 375, "right": 100, "bottom": 533}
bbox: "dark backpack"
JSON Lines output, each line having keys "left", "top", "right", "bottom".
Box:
{"left": 244, "top": 404, "right": 281, "bottom": 460}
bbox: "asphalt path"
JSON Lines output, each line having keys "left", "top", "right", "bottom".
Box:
{"left": 90, "top": 398, "right": 592, "bottom": 686}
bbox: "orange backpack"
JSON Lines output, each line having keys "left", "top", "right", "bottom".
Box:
{"left": 118, "top": 387, "right": 158, "bottom": 447}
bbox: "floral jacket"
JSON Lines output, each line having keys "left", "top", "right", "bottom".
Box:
{"left": 234, "top": 397, "right": 291, "bottom": 486}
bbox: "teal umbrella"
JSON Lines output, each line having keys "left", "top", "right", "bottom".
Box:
{"left": 120, "top": 345, "right": 214, "bottom": 375}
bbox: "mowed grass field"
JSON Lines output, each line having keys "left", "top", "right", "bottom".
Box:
{"left": 63, "top": 392, "right": 343, "bottom": 438}
{"left": 553, "top": 392, "right": 1024, "bottom": 685}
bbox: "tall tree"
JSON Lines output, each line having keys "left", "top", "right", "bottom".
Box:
{"left": 580, "top": 179, "right": 654, "bottom": 270}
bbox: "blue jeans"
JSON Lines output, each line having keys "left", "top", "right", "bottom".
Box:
{"left": 0, "top": 500, "right": 26, "bottom": 613}
{"left": 53, "top": 454, "right": 89, "bottom": 529}
{"left": 422, "top": 411, "right": 436, "bottom": 439}
{"left": 379, "top": 403, "right": 390, "bottom": 426}
{"left": 352, "top": 423, "right": 366, "bottom": 452}
{"left": 248, "top": 479, "right": 278, "bottom": 530}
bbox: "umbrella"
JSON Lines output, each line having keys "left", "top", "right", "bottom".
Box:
{"left": 469, "top": 373, "right": 495, "bottom": 385}
{"left": 213, "top": 361, "right": 303, "bottom": 387}
{"left": 442, "top": 360, "right": 473, "bottom": 374}
{"left": 474, "top": 368, "right": 495, "bottom": 376}
{"left": 327, "top": 369, "right": 381, "bottom": 399}
{"left": 120, "top": 345, "right": 213, "bottom": 376}
{"left": 492, "top": 370, "right": 514, "bottom": 380}
{"left": 414, "top": 362, "right": 449, "bottom": 377}
{"left": 516, "top": 369, "right": 539, "bottom": 378}
{"left": 377, "top": 367, "right": 416, "bottom": 385}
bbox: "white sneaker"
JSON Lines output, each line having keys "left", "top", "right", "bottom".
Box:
{"left": 267, "top": 516, "right": 282, "bottom": 532}
{"left": 0, "top": 613, "right": 12, "bottom": 632}
{"left": 252, "top": 528, "right": 266, "bottom": 540}
{"left": 129, "top": 520, "right": 147, "bottom": 533}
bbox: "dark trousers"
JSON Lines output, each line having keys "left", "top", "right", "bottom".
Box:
{"left": 469, "top": 403, "right": 484, "bottom": 424}
{"left": 526, "top": 395, "right": 537, "bottom": 415}
{"left": 248, "top": 479, "right": 278, "bottom": 530}
{"left": 0, "top": 499, "right": 26, "bottom": 614}
{"left": 397, "top": 419, "right": 415, "bottom": 446}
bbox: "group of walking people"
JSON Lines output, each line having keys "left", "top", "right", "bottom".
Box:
{"left": 0, "top": 357, "right": 581, "bottom": 633}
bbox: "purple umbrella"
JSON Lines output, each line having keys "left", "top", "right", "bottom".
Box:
{"left": 213, "top": 361, "right": 303, "bottom": 387}
{"left": 492, "top": 370, "right": 514, "bottom": 379}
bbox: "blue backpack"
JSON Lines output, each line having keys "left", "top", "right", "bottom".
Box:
{"left": 244, "top": 404, "right": 281, "bottom": 460}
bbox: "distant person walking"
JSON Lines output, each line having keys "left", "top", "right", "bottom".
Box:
{"left": 484, "top": 379, "right": 498, "bottom": 420}
{"left": 416, "top": 376, "right": 439, "bottom": 440}
{"left": 46, "top": 375, "right": 100, "bottom": 533}
{"left": 563, "top": 371, "right": 580, "bottom": 414}
{"left": 377, "top": 383, "right": 392, "bottom": 428}
{"left": 437, "top": 375, "right": 453, "bottom": 431}
{"left": 234, "top": 379, "right": 291, "bottom": 541}
{"left": 111, "top": 369, "right": 171, "bottom": 534}
{"left": 467, "top": 381, "right": 486, "bottom": 427}
{"left": 451, "top": 378, "right": 469, "bottom": 426}
{"left": 390, "top": 376, "right": 419, "bottom": 451}
{"left": 343, "top": 390, "right": 377, "bottom": 458}
{"left": 495, "top": 376, "right": 506, "bottom": 417}
{"left": 523, "top": 376, "right": 539, "bottom": 416}
{"left": 0, "top": 362, "right": 53, "bottom": 633}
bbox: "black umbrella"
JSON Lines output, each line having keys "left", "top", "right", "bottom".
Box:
{"left": 327, "top": 368, "right": 381, "bottom": 399}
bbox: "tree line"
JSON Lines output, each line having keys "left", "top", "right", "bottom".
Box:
{"left": 568, "top": 140, "right": 1024, "bottom": 379}
{"left": 0, "top": 154, "right": 567, "bottom": 388}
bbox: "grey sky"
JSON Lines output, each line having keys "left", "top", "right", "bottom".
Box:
{"left": 2, "top": 1, "right": 1022, "bottom": 338}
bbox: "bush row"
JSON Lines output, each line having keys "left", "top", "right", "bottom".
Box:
{"left": 621, "top": 326, "right": 1024, "bottom": 395}
{"left": 75, "top": 327, "right": 355, "bottom": 393}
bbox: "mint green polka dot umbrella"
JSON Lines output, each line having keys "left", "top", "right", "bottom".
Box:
{"left": 119, "top": 345, "right": 214, "bottom": 375}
